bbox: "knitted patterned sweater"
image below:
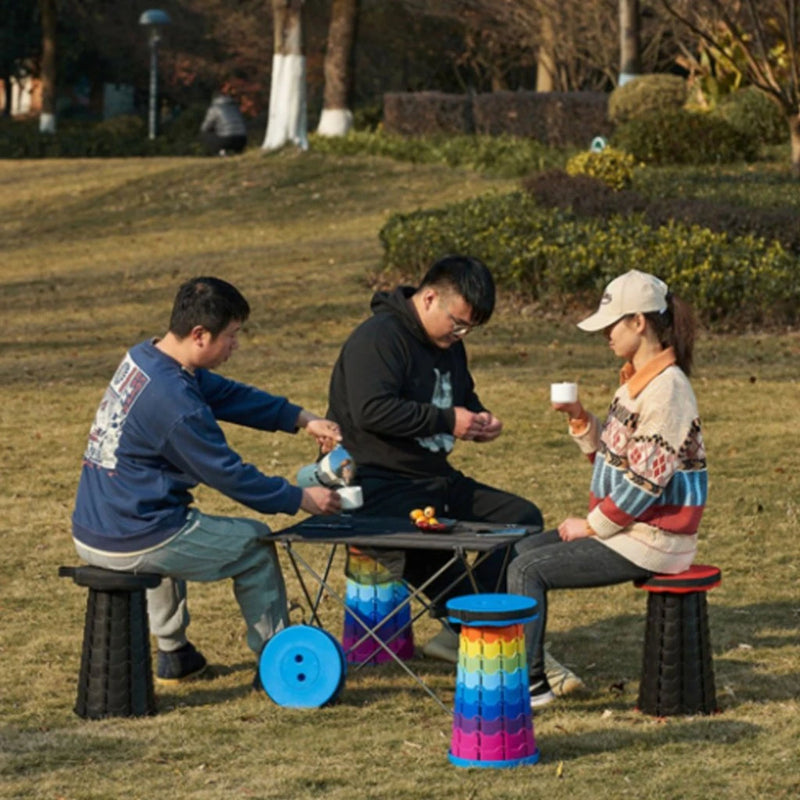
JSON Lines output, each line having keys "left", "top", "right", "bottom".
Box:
{"left": 570, "top": 348, "right": 707, "bottom": 573}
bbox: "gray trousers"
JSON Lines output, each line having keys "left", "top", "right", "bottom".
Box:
{"left": 74, "top": 509, "right": 288, "bottom": 656}
{"left": 507, "top": 529, "right": 652, "bottom": 679}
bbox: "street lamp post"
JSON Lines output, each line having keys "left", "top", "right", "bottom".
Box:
{"left": 139, "top": 9, "right": 171, "bottom": 140}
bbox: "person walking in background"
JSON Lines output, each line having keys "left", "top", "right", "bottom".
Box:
{"left": 71, "top": 277, "right": 342, "bottom": 689}
{"left": 325, "top": 254, "right": 548, "bottom": 665}
{"left": 200, "top": 92, "right": 248, "bottom": 156}
{"left": 508, "top": 270, "right": 708, "bottom": 708}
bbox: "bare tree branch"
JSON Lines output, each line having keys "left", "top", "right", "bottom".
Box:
{"left": 661, "top": 0, "right": 800, "bottom": 174}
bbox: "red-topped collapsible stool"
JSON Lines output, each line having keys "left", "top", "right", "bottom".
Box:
{"left": 636, "top": 564, "right": 721, "bottom": 717}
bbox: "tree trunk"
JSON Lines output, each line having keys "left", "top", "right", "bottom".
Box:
{"left": 262, "top": 0, "right": 308, "bottom": 151}
{"left": 618, "top": 0, "right": 640, "bottom": 86}
{"left": 536, "top": 14, "right": 556, "bottom": 92}
{"left": 2, "top": 70, "right": 12, "bottom": 117}
{"left": 317, "top": 0, "right": 359, "bottom": 137}
{"left": 40, "top": 0, "right": 57, "bottom": 133}
{"left": 790, "top": 112, "right": 800, "bottom": 178}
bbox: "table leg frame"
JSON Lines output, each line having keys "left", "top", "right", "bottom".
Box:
{"left": 278, "top": 540, "right": 512, "bottom": 713}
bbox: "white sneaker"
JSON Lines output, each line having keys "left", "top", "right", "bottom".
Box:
{"left": 544, "top": 650, "right": 585, "bottom": 696}
{"left": 529, "top": 675, "right": 556, "bottom": 708}
{"left": 421, "top": 625, "right": 460, "bottom": 663}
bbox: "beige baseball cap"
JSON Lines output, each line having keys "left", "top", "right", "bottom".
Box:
{"left": 577, "top": 270, "right": 669, "bottom": 332}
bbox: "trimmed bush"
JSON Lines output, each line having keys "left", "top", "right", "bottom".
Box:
{"left": 523, "top": 169, "right": 800, "bottom": 255}
{"left": 523, "top": 170, "right": 647, "bottom": 217}
{"left": 715, "top": 87, "right": 787, "bottom": 145}
{"left": 353, "top": 101, "right": 383, "bottom": 132}
{"left": 565, "top": 146, "right": 637, "bottom": 190}
{"left": 383, "top": 92, "right": 474, "bottom": 136}
{"left": 381, "top": 90, "right": 611, "bottom": 147}
{"left": 0, "top": 108, "right": 207, "bottom": 158}
{"left": 0, "top": 117, "right": 44, "bottom": 158}
{"left": 608, "top": 74, "right": 688, "bottom": 124}
{"left": 160, "top": 105, "right": 208, "bottom": 150}
{"left": 472, "top": 91, "right": 612, "bottom": 147}
{"left": 612, "top": 109, "right": 759, "bottom": 164}
{"left": 379, "top": 190, "right": 800, "bottom": 329}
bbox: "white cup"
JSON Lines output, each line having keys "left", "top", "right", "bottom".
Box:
{"left": 550, "top": 382, "right": 578, "bottom": 404}
{"left": 337, "top": 486, "right": 363, "bottom": 510}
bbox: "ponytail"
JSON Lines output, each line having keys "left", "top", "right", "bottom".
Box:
{"left": 645, "top": 292, "right": 696, "bottom": 377}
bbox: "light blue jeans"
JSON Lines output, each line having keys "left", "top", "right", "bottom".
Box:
{"left": 74, "top": 509, "right": 288, "bottom": 656}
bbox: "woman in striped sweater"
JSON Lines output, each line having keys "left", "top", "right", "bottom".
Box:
{"left": 508, "top": 270, "right": 708, "bottom": 707}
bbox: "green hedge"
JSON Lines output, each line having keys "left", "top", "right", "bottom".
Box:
{"left": 309, "top": 131, "right": 567, "bottom": 177}
{"left": 379, "top": 191, "right": 800, "bottom": 329}
{"left": 714, "top": 87, "right": 787, "bottom": 145}
{"left": 608, "top": 74, "right": 689, "bottom": 124}
{"left": 523, "top": 169, "right": 800, "bottom": 255}
{"left": 0, "top": 108, "right": 210, "bottom": 158}
{"left": 612, "top": 109, "right": 759, "bottom": 165}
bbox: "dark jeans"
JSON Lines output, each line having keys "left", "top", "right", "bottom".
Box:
{"left": 355, "top": 469, "right": 543, "bottom": 612}
{"left": 507, "top": 530, "right": 652, "bottom": 678}
{"left": 201, "top": 131, "right": 247, "bottom": 156}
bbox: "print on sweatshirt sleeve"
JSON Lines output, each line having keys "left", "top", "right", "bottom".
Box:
{"left": 84, "top": 353, "right": 150, "bottom": 470}
{"left": 416, "top": 368, "right": 455, "bottom": 454}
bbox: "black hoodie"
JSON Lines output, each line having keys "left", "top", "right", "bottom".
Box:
{"left": 326, "top": 286, "right": 485, "bottom": 479}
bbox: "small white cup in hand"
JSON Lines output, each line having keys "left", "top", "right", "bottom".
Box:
{"left": 337, "top": 486, "right": 363, "bottom": 510}
{"left": 550, "top": 382, "right": 578, "bottom": 404}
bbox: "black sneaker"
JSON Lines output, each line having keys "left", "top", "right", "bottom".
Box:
{"left": 529, "top": 674, "right": 556, "bottom": 709}
{"left": 156, "top": 642, "right": 208, "bottom": 684}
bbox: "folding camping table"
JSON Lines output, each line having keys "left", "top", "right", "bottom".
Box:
{"left": 271, "top": 514, "right": 538, "bottom": 711}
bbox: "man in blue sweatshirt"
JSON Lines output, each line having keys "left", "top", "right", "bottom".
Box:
{"left": 72, "top": 276, "right": 342, "bottom": 685}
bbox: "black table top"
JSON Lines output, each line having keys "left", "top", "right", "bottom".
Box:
{"left": 272, "top": 514, "right": 539, "bottom": 551}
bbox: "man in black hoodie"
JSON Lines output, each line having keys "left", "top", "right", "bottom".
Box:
{"left": 326, "top": 254, "right": 544, "bottom": 661}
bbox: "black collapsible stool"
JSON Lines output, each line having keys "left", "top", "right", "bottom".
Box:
{"left": 636, "top": 564, "right": 721, "bottom": 716}
{"left": 59, "top": 565, "right": 161, "bottom": 719}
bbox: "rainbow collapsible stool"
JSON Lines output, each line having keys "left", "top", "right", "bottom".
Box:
{"left": 341, "top": 547, "right": 414, "bottom": 665}
{"left": 446, "top": 594, "right": 541, "bottom": 768}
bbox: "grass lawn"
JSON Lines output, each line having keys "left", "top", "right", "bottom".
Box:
{"left": 0, "top": 151, "right": 798, "bottom": 799}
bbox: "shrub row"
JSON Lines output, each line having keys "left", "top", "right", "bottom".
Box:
{"left": 608, "top": 76, "right": 787, "bottom": 147}
{"left": 383, "top": 90, "right": 612, "bottom": 147}
{"left": 379, "top": 191, "right": 800, "bottom": 330}
{"left": 0, "top": 107, "right": 212, "bottom": 158}
{"left": 523, "top": 170, "right": 800, "bottom": 255}
{"left": 310, "top": 130, "right": 567, "bottom": 178}
{"left": 380, "top": 86, "right": 775, "bottom": 164}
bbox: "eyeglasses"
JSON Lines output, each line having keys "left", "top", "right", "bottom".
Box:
{"left": 446, "top": 310, "right": 475, "bottom": 337}
{"left": 436, "top": 292, "right": 479, "bottom": 337}
{"left": 439, "top": 302, "right": 477, "bottom": 337}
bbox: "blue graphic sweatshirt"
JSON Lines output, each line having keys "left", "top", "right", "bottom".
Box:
{"left": 72, "top": 339, "right": 304, "bottom": 552}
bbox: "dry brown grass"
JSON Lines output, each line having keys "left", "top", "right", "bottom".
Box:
{"left": 1, "top": 152, "right": 798, "bottom": 799}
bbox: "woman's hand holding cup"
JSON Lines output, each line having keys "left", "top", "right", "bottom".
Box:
{"left": 550, "top": 382, "right": 582, "bottom": 417}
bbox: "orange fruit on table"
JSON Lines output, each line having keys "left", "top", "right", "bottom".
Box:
{"left": 410, "top": 508, "right": 425, "bottom": 521}
{"left": 423, "top": 506, "right": 436, "bottom": 518}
